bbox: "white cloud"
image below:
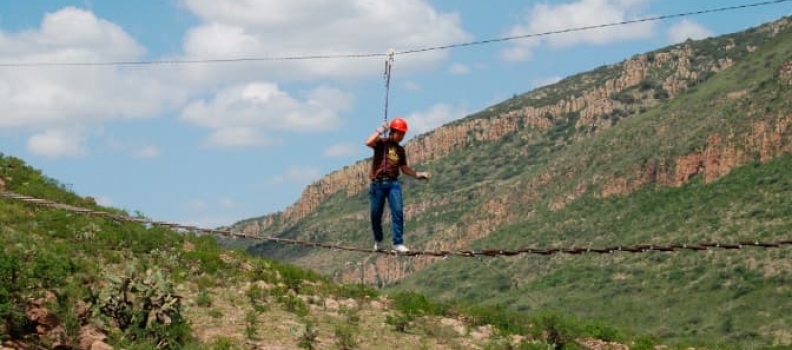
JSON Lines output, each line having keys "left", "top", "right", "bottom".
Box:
{"left": 405, "top": 103, "right": 468, "bottom": 136}
{"left": 182, "top": 82, "right": 353, "bottom": 148}
{"left": 0, "top": 2, "right": 470, "bottom": 156}
{"left": 182, "top": 198, "right": 238, "bottom": 227}
{"left": 26, "top": 129, "right": 86, "bottom": 158}
{"left": 324, "top": 143, "right": 362, "bottom": 158}
{"left": 0, "top": 7, "right": 185, "bottom": 131}
{"left": 177, "top": 0, "right": 473, "bottom": 84}
{"left": 100, "top": 137, "right": 163, "bottom": 158}
{"left": 182, "top": 215, "right": 238, "bottom": 229}
{"left": 502, "top": 0, "right": 655, "bottom": 62}
{"left": 219, "top": 198, "right": 236, "bottom": 209}
{"left": 133, "top": 145, "right": 161, "bottom": 158}
{"left": 448, "top": 63, "right": 471, "bottom": 75}
{"left": 500, "top": 42, "right": 541, "bottom": 62}
{"left": 667, "top": 19, "right": 713, "bottom": 44}
{"left": 28, "top": 7, "right": 144, "bottom": 61}
{"left": 203, "top": 127, "right": 275, "bottom": 148}
{"left": 267, "top": 165, "right": 322, "bottom": 186}
{"left": 186, "top": 200, "right": 208, "bottom": 212}
{"left": 186, "top": 198, "right": 236, "bottom": 212}
{"left": 403, "top": 81, "right": 423, "bottom": 92}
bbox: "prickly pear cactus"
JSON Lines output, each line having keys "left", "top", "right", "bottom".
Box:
{"left": 88, "top": 261, "right": 189, "bottom": 346}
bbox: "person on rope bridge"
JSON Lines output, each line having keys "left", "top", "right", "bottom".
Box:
{"left": 365, "top": 117, "right": 431, "bottom": 252}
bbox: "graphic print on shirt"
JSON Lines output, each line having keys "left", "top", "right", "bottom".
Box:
{"left": 387, "top": 146, "right": 400, "bottom": 169}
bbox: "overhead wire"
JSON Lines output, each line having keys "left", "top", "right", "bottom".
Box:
{"left": 397, "top": 0, "right": 792, "bottom": 55}
{"left": 0, "top": 0, "right": 790, "bottom": 68}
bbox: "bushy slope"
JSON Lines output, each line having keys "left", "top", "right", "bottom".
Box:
{"left": 0, "top": 155, "right": 440, "bottom": 349}
{"left": 241, "top": 16, "right": 792, "bottom": 349}
{"left": 395, "top": 25, "right": 792, "bottom": 345}
{"left": 2, "top": 154, "right": 665, "bottom": 350}
{"left": 396, "top": 22, "right": 792, "bottom": 346}
{"left": 394, "top": 152, "right": 792, "bottom": 346}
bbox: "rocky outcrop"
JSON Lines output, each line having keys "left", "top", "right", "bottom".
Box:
{"left": 244, "top": 42, "right": 727, "bottom": 235}
{"left": 239, "top": 19, "right": 792, "bottom": 286}
{"left": 22, "top": 292, "right": 69, "bottom": 349}
{"left": 595, "top": 115, "right": 792, "bottom": 199}
{"left": 781, "top": 61, "right": 792, "bottom": 85}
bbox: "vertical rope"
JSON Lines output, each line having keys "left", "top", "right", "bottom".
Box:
{"left": 383, "top": 48, "right": 394, "bottom": 126}
{"left": 381, "top": 49, "right": 395, "bottom": 175}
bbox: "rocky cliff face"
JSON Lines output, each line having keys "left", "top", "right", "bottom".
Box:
{"left": 569, "top": 115, "right": 792, "bottom": 204}
{"left": 238, "top": 18, "right": 792, "bottom": 284}
{"left": 239, "top": 41, "right": 740, "bottom": 234}
{"left": 342, "top": 110, "right": 792, "bottom": 285}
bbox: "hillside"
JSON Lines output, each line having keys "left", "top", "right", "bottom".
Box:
{"left": 234, "top": 16, "right": 792, "bottom": 347}
{"left": 3, "top": 155, "right": 682, "bottom": 350}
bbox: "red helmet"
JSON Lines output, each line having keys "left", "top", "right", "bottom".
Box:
{"left": 389, "top": 117, "right": 408, "bottom": 133}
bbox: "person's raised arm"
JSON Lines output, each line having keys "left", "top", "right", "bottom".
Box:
{"left": 365, "top": 122, "right": 389, "bottom": 148}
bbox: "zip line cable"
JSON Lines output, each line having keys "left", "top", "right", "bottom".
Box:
{"left": 397, "top": 0, "right": 792, "bottom": 56}
{"left": 0, "top": 0, "right": 789, "bottom": 68}
{"left": 2, "top": 190, "right": 791, "bottom": 258}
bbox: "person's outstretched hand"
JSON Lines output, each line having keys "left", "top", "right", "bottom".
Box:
{"left": 416, "top": 172, "right": 431, "bottom": 180}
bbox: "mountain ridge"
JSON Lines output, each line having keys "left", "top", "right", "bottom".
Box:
{"left": 231, "top": 18, "right": 788, "bottom": 237}
{"left": 234, "top": 16, "right": 791, "bottom": 246}
{"left": 3, "top": 14, "right": 792, "bottom": 349}
{"left": 224, "top": 16, "right": 792, "bottom": 346}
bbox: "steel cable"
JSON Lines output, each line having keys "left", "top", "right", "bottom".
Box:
{"left": 2, "top": 190, "right": 790, "bottom": 258}
{"left": 0, "top": 0, "right": 789, "bottom": 68}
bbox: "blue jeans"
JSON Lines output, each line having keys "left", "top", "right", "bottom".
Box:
{"left": 369, "top": 179, "right": 404, "bottom": 245}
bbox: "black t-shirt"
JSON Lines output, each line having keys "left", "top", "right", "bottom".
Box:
{"left": 370, "top": 139, "right": 406, "bottom": 180}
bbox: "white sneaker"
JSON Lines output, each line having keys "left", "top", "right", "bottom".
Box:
{"left": 393, "top": 244, "right": 410, "bottom": 253}
{"left": 373, "top": 242, "right": 382, "bottom": 251}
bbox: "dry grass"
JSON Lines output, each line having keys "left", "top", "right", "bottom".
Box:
{"left": 179, "top": 277, "right": 498, "bottom": 349}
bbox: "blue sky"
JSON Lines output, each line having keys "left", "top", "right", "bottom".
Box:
{"left": 1, "top": 0, "right": 791, "bottom": 228}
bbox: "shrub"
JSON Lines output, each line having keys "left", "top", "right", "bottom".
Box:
{"left": 195, "top": 290, "right": 213, "bottom": 307}
{"left": 293, "top": 319, "right": 319, "bottom": 350}
{"left": 0, "top": 253, "right": 27, "bottom": 339}
{"left": 389, "top": 291, "right": 446, "bottom": 317}
{"left": 334, "top": 324, "right": 358, "bottom": 349}
{"left": 277, "top": 263, "right": 324, "bottom": 293}
{"left": 209, "top": 336, "right": 244, "bottom": 350}
{"left": 583, "top": 321, "right": 623, "bottom": 342}
{"left": 244, "top": 310, "right": 259, "bottom": 341}
{"left": 386, "top": 312, "right": 414, "bottom": 333}
{"left": 1, "top": 249, "right": 76, "bottom": 340}
{"left": 87, "top": 262, "right": 191, "bottom": 347}
{"left": 529, "top": 312, "right": 582, "bottom": 349}
{"left": 280, "top": 294, "right": 309, "bottom": 317}
{"left": 335, "top": 284, "right": 378, "bottom": 300}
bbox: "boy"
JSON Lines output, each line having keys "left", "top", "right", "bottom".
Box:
{"left": 365, "top": 117, "right": 430, "bottom": 252}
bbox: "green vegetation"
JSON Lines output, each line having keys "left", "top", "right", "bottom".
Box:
{"left": 6, "top": 14, "right": 792, "bottom": 350}
{"left": 2, "top": 154, "right": 391, "bottom": 348}
{"left": 1, "top": 154, "right": 204, "bottom": 348}
{"left": 236, "top": 15, "right": 792, "bottom": 349}
{"left": 395, "top": 152, "right": 792, "bottom": 347}
{"left": 2, "top": 153, "right": 653, "bottom": 349}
